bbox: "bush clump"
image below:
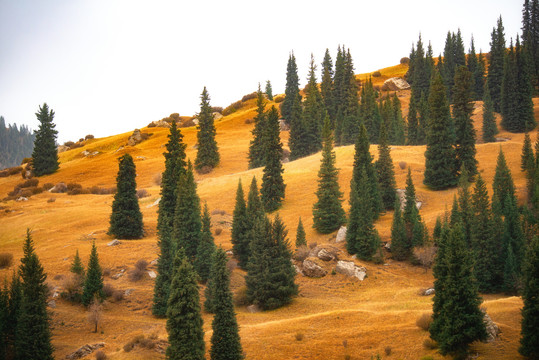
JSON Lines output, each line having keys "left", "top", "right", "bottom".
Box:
{"left": 273, "top": 94, "right": 285, "bottom": 103}
{"left": 241, "top": 92, "right": 257, "bottom": 102}
{"left": 20, "top": 178, "right": 39, "bottom": 188}
{"left": 416, "top": 313, "right": 433, "bottom": 331}
{"left": 136, "top": 189, "right": 149, "bottom": 199}
{"left": 422, "top": 339, "right": 438, "bottom": 350}
{"left": 128, "top": 259, "right": 148, "bottom": 282}
{"left": 222, "top": 100, "right": 243, "bottom": 116}
{"left": 50, "top": 182, "right": 68, "bottom": 193}
{"left": 211, "top": 106, "right": 223, "bottom": 113}
{"left": 85, "top": 134, "right": 95, "bottom": 140}
{"left": 293, "top": 246, "right": 310, "bottom": 262}
{"left": 372, "top": 71, "right": 382, "bottom": 77}
{"left": 0, "top": 253, "right": 13, "bottom": 269}
{"left": 400, "top": 57, "right": 410, "bottom": 64}
{"left": 95, "top": 350, "right": 107, "bottom": 360}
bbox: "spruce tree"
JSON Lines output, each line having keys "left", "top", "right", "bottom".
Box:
{"left": 359, "top": 78, "right": 381, "bottom": 144}
{"left": 82, "top": 242, "right": 104, "bottom": 306}
{"left": 424, "top": 72, "right": 457, "bottom": 190}
{"left": 173, "top": 161, "right": 202, "bottom": 261}
{"left": 467, "top": 37, "right": 480, "bottom": 100}
{"left": 15, "top": 229, "right": 54, "bottom": 360}
{"left": 402, "top": 168, "right": 426, "bottom": 248}
{"left": 410, "top": 34, "right": 431, "bottom": 106}
{"left": 194, "top": 203, "right": 216, "bottom": 283}
{"left": 520, "top": 235, "right": 539, "bottom": 358}
{"left": 296, "top": 217, "right": 307, "bottom": 247}
{"left": 482, "top": 82, "right": 498, "bottom": 142}
{"left": 457, "top": 170, "right": 474, "bottom": 247}
{"left": 31, "top": 103, "right": 59, "bottom": 176}
{"left": 195, "top": 87, "right": 220, "bottom": 171}
{"left": 288, "top": 92, "right": 308, "bottom": 160}
{"left": 261, "top": 106, "right": 285, "bottom": 212}
{"left": 376, "top": 122, "right": 397, "bottom": 210}
{"left": 153, "top": 226, "right": 174, "bottom": 317}
{"left": 475, "top": 51, "right": 487, "bottom": 100}
{"left": 243, "top": 177, "right": 265, "bottom": 268}
{"left": 501, "top": 40, "right": 521, "bottom": 132}
{"left": 312, "top": 117, "right": 346, "bottom": 233}
{"left": 71, "top": 249, "right": 85, "bottom": 277}
{"left": 210, "top": 248, "right": 243, "bottom": 360}
{"left": 336, "top": 49, "right": 361, "bottom": 145}
{"left": 522, "top": 132, "right": 536, "bottom": 172}
{"left": 433, "top": 216, "right": 443, "bottom": 245}
{"left": 6, "top": 273, "right": 21, "bottom": 354}
{"left": 390, "top": 195, "right": 409, "bottom": 261}
{"left": 265, "top": 80, "right": 273, "bottom": 101}
{"left": 430, "top": 225, "right": 487, "bottom": 358}
{"left": 417, "top": 94, "right": 429, "bottom": 145}
{"left": 0, "top": 282, "right": 7, "bottom": 359}
{"left": 302, "top": 55, "right": 325, "bottom": 155}
{"left": 441, "top": 31, "right": 456, "bottom": 100}
{"left": 501, "top": 194, "right": 526, "bottom": 294}
{"left": 492, "top": 148, "right": 516, "bottom": 215}
{"left": 406, "top": 99, "right": 419, "bottom": 145}
{"left": 453, "top": 66, "right": 478, "bottom": 178}
{"left": 515, "top": 36, "right": 536, "bottom": 132}
{"left": 281, "top": 52, "right": 300, "bottom": 122}
{"left": 166, "top": 250, "right": 205, "bottom": 360}
{"left": 321, "top": 49, "right": 335, "bottom": 122}
{"left": 522, "top": 0, "right": 539, "bottom": 90}
{"left": 248, "top": 87, "right": 267, "bottom": 169}
{"left": 231, "top": 179, "right": 251, "bottom": 269}
{"left": 488, "top": 16, "right": 506, "bottom": 113}
{"left": 390, "top": 93, "right": 406, "bottom": 145}
{"left": 108, "top": 153, "right": 144, "bottom": 239}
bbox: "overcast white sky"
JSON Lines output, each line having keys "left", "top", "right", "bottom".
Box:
{"left": 0, "top": 0, "right": 522, "bottom": 143}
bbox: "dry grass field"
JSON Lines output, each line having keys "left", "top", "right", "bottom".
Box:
{"left": 0, "top": 64, "right": 537, "bottom": 360}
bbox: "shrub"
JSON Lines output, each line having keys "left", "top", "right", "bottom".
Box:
{"left": 293, "top": 246, "right": 310, "bottom": 262}
{"left": 67, "top": 182, "right": 82, "bottom": 191}
{"left": 128, "top": 260, "right": 148, "bottom": 282}
{"left": 42, "top": 182, "right": 54, "bottom": 190}
{"left": 398, "top": 161, "right": 407, "bottom": 170}
{"left": 181, "top": 118, "right": 196, "bottom": 127}
{"left": 50, "top": 182, "right": 68, "bottom": 193}
{"left": 0, "top": 253, "right": 13, "bottom": 268}
{"left": 153, "top": 173, "right": 162, "bottom": 186}
{"left": 274, "top": 94, "right": 285, "bottom": 103}
{"left": 111, "top": 290, "right": 124, "bottom": 302}
{"left": 400, "top": 57, "right": 410, "bottom": 64}
{"left": 211, "top": 106, "right": 223, "bottom": 113}
{"left": 47, "top": 197, "right": 56, "bottom": 203}
{"left": 20, "top": 178, "right": 39, "bottom": 188}
{"left": 372, "top": 71, "right": 382, "bottom": 77}
{"left": 222, "top": 100, "right": 243, "bottom": 116}
{"left": 384, "top": 346, "right": 391, "bottom": 355}
{"left": 60, "top": 274, "right": 83, "bottom": 303}
{"left": 19, "top": 189, "right": 32, "bottom": 198}
{"left": 102, "top": 283, "right": 116, "bottom": 297}
{"left": 31, "top": 187, "right": 44, "bottom": 195}
{"left": 6, "top": 166, "right": 22, "bottom": 176}
{"left": 136, "top": 189, "right": 149, "bottom": 199}
{"left": 244, "top": 118, "right": 253, "bottom": 124}
{"left": 214, "top": 227, "right": 223, "bottom": 236}
{"left": 123, "top": 342, "right": 134, "bottom": 353}
{"left": 103, "top": 268, "right": 111, "bottom": 277}
{"left": 309, "top": 242, "right": 317, "bottom": 249}
{"left": 95, "top": 350, "right": 107, "bottom": 360}
{"left": 64, "top": 141, "right": 75, "bottom": 147}
{"left": 295, "top": 332, "right": 304, "bottom": 341}
{"left": 226, "top": 258, "right": 238, "bottom": 272}
{"left": 344, "top": 355, "right": 351, "bottom": 360}
{"left": 234, "top": 286, "right": 249, "bottom": 306}
{"left": 85, "top": 134, "right": 95, "bottom": 140}
{"left": 211, "top": 209, "right": 222, "bottom": 215}
{"left": 135, "top": 259, "right": 148, "bottom": 271}
{"left": 422, "top": 339, "right": 438, "bottom": 350}
{"left": 416, "top": 313, "right": 433, "bottom": 331}
{"left": 196, "top": 165, "right": 213, "bottom": 174}
{"left": 0, "top": 170, "right": 8, "bottom": 178}
{"left": 241, "top": 92, "right": 257, "bottom": 102}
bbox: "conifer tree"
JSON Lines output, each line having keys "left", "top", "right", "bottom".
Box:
{"left": 501, "top": 194, "right": 526, "bottom": 294}
{"left": 406, "top": 100, "right": 419, "bottom": 145}
{"left": 410, "top": 34, "right": 431, "bottom": 106}
{"left": 336, "top": 49, "right": 361, "bottom": 145}
{"left": 265, "top": 80, "right": 273, "bottom": 101}
{"left": 482, "top": 82, "right": 498, "bottom": 142}
{"left": 248, "top": 87, "right": 267, "bottom": 169}
{"left": 376, "top": 123, "right": 397, "bottom": 210}
{"left": 515, "top": 36, "right": 536, "bottom": 132}
{"left": 359, "top": 78, "right": 381, "bottom": 144}
{"left": 296, "top": 217, "right": 307, "bottom": 247}
{"left": 288, "top": 92, "right": 308, "bottom": 160}
{"left": 243, "top": 177, "right": 265, "bottom": 268}
{"left": 453, "top": 66, "right": 478, "bottom": 178}
{"left": 492, "top": 148, "right": 516, "bottom": 215}
{"left": 282, "top": 52, "right": 300, "bottom": 122}
{"left": 430, "top": 225, "right": 487, "bottom": 358}
{"left": 195, "top": 87, "right": 219, "bottom": 171}
{"left": 15, "top": 230, "right": 54, "bottom": 360}
{"left": 457, "top": 170, "right": 474, "bottom": 248}
{"left": 32, "top": 103, "right": 59, "bottom": 176}
{"left": 321, "top": 49, "right": 335, "bottom": 122}
{"left": 467, "top": 37, "right": 480, "bottom": 99}
{"left": 312, "top": 118, "right": 346, "bottom": 233}
{"left": 303, "top": 55, "right": 326, "bottom": 155}
{"left": 416, "top": 94, "right": 429, "bottom": 145}
{"left": 194, "top": 203, "right": 216, "bottom": 283}
{"left": 166, "top": 250, "right": 205, "bottom": 360}
{"left": 71, "top": 249, "right": 85, "bottom": 277}
{"left": 475, "top": 51, "right": 487, "bottom": 100}
{"left": 390, "top": 94, "right": 406, "bottom": 145}
{"left": 108, "top": 153, "right": 144, "bottom": 239}
{"left": 261, "top": 106, "right": 285, "bottom": 212}
{"left": 488, "top": 16, "right": 506, "bottom": 113}
{"left": 522, "top": 133, "right": 536, "bottom": 173}
{"left": 390, "top": 195, "right": 409, "bottom": 261}
{"left": 441, "top": 31, "right": 456, "bottom": 100}
{"left": 522, "top": 0, "right": 539, "bottom": 90}
{"left": 519, "top": 235, "right": 539, "bottom": 358}
{"left": 153, "top": 226, "right": 174, "bottom": 317}
{"left": 82, "top": 242, "right": 104, "bottom": 306}
{"left": 424, "top": 72, "right": 457, "bottom": 190}
{"left": 6, "top": 273, "right": 21, "bottom": 354}
{"left": 501, "top": 40, "right": 521, "bottom": 132}
{"left": 210, "top": 248, "right": 243, "bottom": 360}
{"left": 403, "top": 168, "right": 426, "bottom": 248}
{"left": 173, "top": 161, "right": 202, "bottom": 261}
{"left": 0, "top": 282, "right": 7, "bottom": 359}
{"left": 433, "top": 216, "right": 443, "bottom": 245}
{"left": 231, "top": 179, "right": 251, "bottom": 269}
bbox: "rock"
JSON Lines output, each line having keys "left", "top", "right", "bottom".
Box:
{"left": 124, "top": 289, "right": 134, "bottom": 296}
{"left": 317, "top": 249, "right": 335, "bottom": 261}
{"left": 114, "top": 146, "right": 124, "bottom": 153}
{"left": 48, "top": 300, "right": 56, "bottom": 308}
{"left": 495, "top": 137, "right": 510, "bottom": 142}
{"left": 136, "top": 156, "right": 146, "bottom": 160}
{"left": 384, "top": 242, "right": 391, "bottom": 252}
{"left": 381, "top": 77, "right": 411, "bottom": 91}
{"left": 147, "top": 270, "right": 157, "bottom": 279}
{"left": 65, "top": 343, "right": 105, "bottom": 360}
{"left": 146, "top": 197, "right": 161, "bottom": 208}
{"left": 278, "top": 119, "right": 290, "bottom": 131}
{"left": 81, "top": 150, "right": 90, "bottom": 156}
{"left": 53, "top": 291, "right": 60, "bottom": 298}
{"left": 423, "top": 288, "right": 435, "bottom": 296}
{"left": 16, "top": 197, "right": 28, "bottom": 202}
{"left": 112, "top": 272, "right": 123, "bottom": 279}
{"left": 213, "top": 112, "right": 223, "bottom": 120}
{"left": 483, "top": 312, "right": 500, "bottom": 343}
{"left": 302, "top": 258, "right": 327, "bottom": 278}
{"left": 127, "top": 129, "right": 143, "bottom": 146}
{"left": 335, "top": 261, "right": 367, "bottom": 281}
{"left": 57, "top": 145, "right": 69, "bottom": 153}
{"left": 335, "top": 226, "right": 347, "bottom": 243}
{"left": 148, "top": 119, "right": 171, "bottom": 128}
{"left": 294, "top": 264, "right": 303, "bottom": 275}
{"left": 193, "top": 118, "right": 199, "bottom": 125}
{"left": 396, "top": 189, "right": 421, "bottom": 211}
{"left": 150, "top": 259, "right": 158, "bottom": 266}
{"left": 309, "top": 246, "right": 321, "bottom": 258}
{"left": 246, "top": 304, "right": 261, "bottom": 313}
{"left": 107, "top": 239, "right": 121, "bottom": 246}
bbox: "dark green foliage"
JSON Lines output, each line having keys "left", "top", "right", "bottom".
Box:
{"left": 173, "top": 161, "right": 201, "bottom": 261}
{"left": 108, "top": 153, "right": 144, "bottom": 239}
{"left": 417, "top": 94, "right": 429, "bottom": 145}
{"left": 6, "top": 273, "right": 21, "bottom": 355}
{"left": 31, "top": 103, "right": 59, "bottom": 176}
{"left": 389, "top": 94, "right": 406, "bottom": 145}
{"left": 288, "top": 92, "right": 308, "bottom": 160}
{"left": 501, "top": 194, "right": 526, "bottom": 294}
{"left": 248, "top": 87, "right": 267, "bottom": 169}
{"left": 246, "top": 214, "right": 297, "bottom": 310}
{"left": 453, "top": 66, "right": 478, "bottom": 178}
{"left": 433, "top": 216, "right": 443, "bottom": 245}
{"left": 71, "top": 249, "right": 85, "bottom": 277}
{"left": 359, "top": 78, "right": 381, "bottom": 144}
{"left": 261, "top": 106, "right": 285, "bottom": 212}
{"left": 312, "top": 118, "right": 346, "bottom": 233}
{"left": 406, "top": 99, "right": 419, "bottom": 145}
{"left": 209, "top": 248, "right": 243, "bottom": 360}
{"left": 265, "top": 80, "right": 273, "bottom": 101}
{"left": 403, "top": 168, "right": 426, "bottom": 248}
{"left": 334, "top": 48, "right": 360, "bottom": 145}
{"left": 410, "top": 34, "right": 431, "bottom": 106}
{"left": 457, "top": 170, "right": 474, "bottom": 247}
{"left": 376, "top": 123, "right": 397, "bottom": 210}
{"left": 166, "top": 251, "right": 205, "bottom": 360}
{"left": 424, "top": 72, "right": 457, "bottom": 190}
{"left": 0, "top": 117, "right": 35, "bottom": 169}
{"left": 430, "top": 225, "right": 487, "bottom": 358}
{"left": 522, "top": 133, "right": 536, "bottom": 172}
{"left": 488, "top": 17, "right": 506, "bottom": 113}
{"left": 501, "top": 41, "right": 521, "bottom": 132}
{"left": 0, "top": 281, "right": 7, "bottom": 359}
{"left": 467, "top": 37, "right": 480, "bottom": 100}
{"left": 82, "top": 242, "right": 104, "bottom": 306}
{"left": 295, "top": 217, "right": 307, "bottom": 247}
{"left": 15, "top": 229, "right": 54, "bottom": 360}
{"left": 195, "top": 203, "right": 216, "bottom": 283}
{"left": 492, "top": 148, "right": 516, "bottom": 215}
{"left": 231, "top": 179, "right": 251, "bottom": 269}
{"left": 520, "top": 235, "right": 539, "bottom": 358}
{"left": 390, "top": 196, "right": 409, "bottom": 261}
{"left": 152, "top": 227, "right": 174, "bottom": 317}
{"left": 281, "top": 53, "right": 300, "bottom": 122}
{"left": 346, "top": 168, "right": 381, "bottom": 260}
{"left": 482, "top": 83, "right": 498, "bottom": 142}
{"left": 321, "top": 49, "right": 335, "bottom": 122}
{"left": 441, "top": 31, "right": 456, "bottom": 101}
{"left": 515, "top": 36, "right": 536, "bottom": 132}
{"left": 522, "top": 0, "right": 539, "bottom": 91}
{"left": 195, "top": 87, "right": 220, "bottom": 171}
{"left": 302, "top": 55, "right": 326, "bottom": 154}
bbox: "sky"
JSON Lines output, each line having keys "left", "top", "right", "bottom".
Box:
{"left": 0, "top": 0, "right": 523, "bottom": 143}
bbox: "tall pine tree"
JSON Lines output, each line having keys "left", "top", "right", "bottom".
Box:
{"left": 32, "top": 103, "right": 59, "bottom": 176}
{"left": 482, "top": 82, "right": 498, "bottom": 142}
{"left": 321, "top": 49, "right": 335, "bottom": 123}
{"left": 296, "top": 217, "right": 307, "bottom": 247}
{"left": 194, "top": 203, "right": 216, "bottom": 283}
{"left": 376, "top": 122, "right": 397, "bottom": 210}
{"left": 261, "top": 106, "right": 285, "bottom": 212}
{"left": 488, "top": 16, "right": 506, "bottom": 113}
{"left": 82, "top": 242, "right": 104, "bottom": 306}
{"left": 231, "top": 179, "right": 251, "bottom": 269}
{"left": 248, "top": 86, "right": 267, "bottom": 169}
{"left": 281, "top": 52, "right": 300, "bottom": 123}
{"left": 195, "top": 87, "right": 220, "bottom": 171}
{"left": 519, "top": 235, "right": 539, "bottom": 358}
{"left": 302, "top": 54, "right": 325, "bottom": 154}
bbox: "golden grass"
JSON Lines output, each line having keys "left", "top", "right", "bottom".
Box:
{"left": 0, "top": 80, "right": 536, "bottom": 359}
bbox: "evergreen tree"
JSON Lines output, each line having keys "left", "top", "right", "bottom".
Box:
{"left": 31, "top": 103, "right": 59, "bottom": 176}
{"left": 248, "top": 87, "right": 267, "bottom": 169}
{"left": 296, "top": 217, "right": 307, "bottom": 247}
{"left": 522, "top": 0, "right": 539, "bottom": 91}
{"left": 520, "top": 235, "right": 539, "bottom": 358}
{"left": 336, "top": 49, "right": 361, "bottom": 145}
{"left": 210, "top": 248, "right": 243, "bottom": 360}
{"left": 390, "top": 93, "right": 406, "bottom": 145}
{"left": 501, "top": 40, "right": 521, "bottom": 132}
{"left": 108, "top": 153, "right": 144, "bottom": 239}
{"left": 488, "top": 16, "right": 506, "bottom": 113}
{"left": 467, "top": 37, "right": 480, "bottom": 99}
{"left": 321, "top": 49, "right": 335, "bottom": 122}
{"left": 0, "top": 117, "right": 35, "bottom": 169}
{"left": 453, "top": 65, "right": 478, "bottom": 178}
{"left": 406, "top": 99, "right": 419, "bottom": 145}
{"left": 441, "top": 31, "right": 456, "bottom": 100}
{"left": 359, "top": 78, "right": 381, "bottom": 144}
{"left": 433, "top": 216, "right": 443, "bottom": 245}
{"left": 501, "top": 194, "right": 526, "bottom": 294}
{"left": 288, "top": 92, "right": 308, "bottom": 160}
{"left": 242, "top": 177, "right": 265, "bottom": 268}
{"left": 303, "top": 55, "right": 326, "bottom": 155}
{"left": 195, "top": 87, "right": 220, "bottom": 171}
{"left": 390, "top": 195, "right": 409, "bottom": 261}
{"left": 173, "top": 161, "right": 202, "bottom": 261}
{"left": 261, "top": 106, "right": 285, "bottom": 212}
{"left": 231, "top": 179, "right": 251, "bottom": 269}
{"left": 0, "top": 281, "right": 7, "bottom": 359}
{"left": 482, "top": 82, "right": 498, "bottom": 142}
{"left": 515, "top": 36, "right": 536, "bottom": 132}
{"left": 376, "top": 122, "right": 397, "bottom": 210}
{"left": 82, "top": 242, "right": 104, "bottom": 306}
{"left": 6, "top": 273, "right": 21, "bottom": 355}
{"left": 492, "top": 148, "right": 516, "bottom": 215}
{"left": 410, "top": 34, "right": 431, "bottom": 106}
{"left": 403, "top": 168, "right": 426, "bottom": 248}
{"left": 194, "top": 203, "right": 216, "bottom": 283}
{"left": 15, "top": 229, "right": 54, "bottom": 360}
{"left": 312, "top": 118, "right": 346, "bottom": 233}
{"left": 424, "top": 72, "right": 458, "bottom": 190}
{"left": 153, "top": 226, "right": 175, "bottom": 317}
{"left": 71, "top": 249, "right": 85, "bottom": 277}
{"left": 281, "top": 52, "right": 300, "bottom": 122}
{"left": 166, "top": 250, "right": 205, "bottom": 360}
{"left": 346, "top": 168, "right": 381, "bottom": 260}
{"left": 265, "top": 80, "right": 273, "bottom": 101}
{"left": 417, "top": 94, "right": 429, "bottom": 145}
{"left": 457, "top": 170, "right": 474, "bottom": 247}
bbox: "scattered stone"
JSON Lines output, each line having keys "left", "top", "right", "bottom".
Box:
{"left": 81, "top": 150, "right": 90, "bottom": 156}
{"left": 107, "top": 239, "right": 121, "bottom": 246}
{"left": 53, "top": 291, "right": 60, "bottom": 298}
{"left": 146, "top": 197, "right": 161, "bottom": 208}
{"left": 302, "top": 258, "right": 327, "bottom": 278}
{"left": 193, "top": 118, "right": 199, "bottom": 125}
{"left": 125, "top": 289, "right": 135, "bottom": 296}
{"left": 114, "top": 146, "right": 124, "bottom": 153}
{"left": 317, "top": 249, "right": 335, "bottom": 261}
{"left": 148, "top": 119, "right": 171, "bottom": 128}
{"left": 335, "top": 226, "right": 347, "bottom": 243}
{"left": 213, "top": 112, "right": 223, "bottom": 120}
{"left": 49, "top": 182, "right": 68, "bottom": 193}
{"left": 384, "top": 242, "right": 391, "bottom": 252}
{"left": 396, "top": 189, "right": 422, "bottom": 211}
{"left": 65, "top": 343, "right": 105, "bottom": 360}
{"left": 278, "top": 119, "right": 290, "bottom": 131}
{"left": 335, "top": 261, "right": 367, "bottom": 281}
{"left": 147, "top": 270, "right": 157, "bottom": 279}
{"left": 423, "top": 288, "right": 435, "bottom": 296}
{"left": 309, "top": 246, "right": 321, "bottom": 258}
{"left": 16, "top": 197, "right": 28, "bottom": 202}
{"left": 225, "top": 250, "right": 233, "bottom": 256}
{"left": 246, "top": 304, "right": 261, "bottom": 313}
{"left": 495, "top": 137, "right": 510, "bottom": 142}
{"left": 150, "top": 259, "right": 158, "bottom": 266}
{"left": 112, "top": 271, "right": 124, "bottom": 280}
{"left": 381, "top": 77, "right": 411, "bottom": 91}
{"left": 136, "top": 156, "right": 146, "bottom": 160}
{"left": 293, "top": 264, "right": 303, "bottom": 275}
{"left": 483, "top": 312, "right": 501, "bottom": 343}
{"left": 48, "top": 300, "right": 56, "bottom": 308}
{"left": 127, "top": 129, "right": 143, "bottom": 146}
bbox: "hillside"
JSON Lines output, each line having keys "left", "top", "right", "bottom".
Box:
{"left": 0, "top": 63, "right": 537, "bottom": 360}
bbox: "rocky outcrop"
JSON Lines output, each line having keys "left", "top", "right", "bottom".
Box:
{"left": 318, "top": 249, "right": 335, "bottom": 261}
{"left": 213, "top": 112, "right": 223, "bottom": 120}
{"left": 335, "top": 226, "right": 347, "bottom": 243}
{"left": 65, "top": 343, "right": 105, "bottom": 360}
{"left": 302, "top": 258, "right": 327, "bottom": 277}
{"left": 335, "top": 261, "right": 367, "bottom": 281}
{"left": 107, "top": 239, "right": 121, "bottom": 246}
{"left": 483, "top": 312, "right": 501, "bottom": 343}
{"left": 381, "top": 77, "right": 411, "bottom": 91}
{"left": 396, "top": 189, "right": 422, "bottom": 211}
{"left": 278, "top": 119, "right": 290, "bottom": 131}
